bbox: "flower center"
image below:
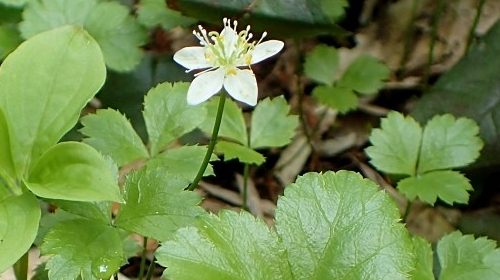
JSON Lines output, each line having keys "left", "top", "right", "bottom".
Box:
{"left": 193, "top": 18, "right": 267, "bottom": 68}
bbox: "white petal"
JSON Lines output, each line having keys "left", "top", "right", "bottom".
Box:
{"left": 221, "top": 26, "right": 238, "bottom": 58}
{"left": 251, "top": 40, "right": 284, "bottom": 64}
{"left": 187, "top": 68, "right": 225, "bottom": 105}
{"left": 174, "top": 46, "right": 212, "bottom": 70}
{"left": 224, "top": 69, "right": 258, "bottom": 106}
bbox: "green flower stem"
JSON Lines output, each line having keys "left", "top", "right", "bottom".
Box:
{"left": 466, "top": 0, "right": 486, "bottom": 53}
{"left": 187, "top": 92, "right": 227, "bottom": 191}
{"left": 144, "top": 257, "right": 155, "bottom": 280}
{"left": 138, "top": 237, "right": 148, "bottom": 280}
{"left": 242, "top": 163, "right": 250, "bottom": 211}
{"left": 13, "top": 251, "right": 28, "bottom": 280}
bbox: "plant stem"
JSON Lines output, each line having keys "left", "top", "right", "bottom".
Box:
{"left": 403, "top": 200, "right": 413, "bottom": 223}
{"left": 187, "top": 92, "right": 226, "bottom": 191}
{"left": 423, "top": 0, "right": 445, "bottom": 87}
{"left": 466, "top": 0, "right": 486, "bottom": 53}
{"left": 144, "top": 258, "right": 155, "bottom": 280}
{"left": 242, "top": 163, "right": 250, "bottom": 211}
{"left": 13, "top": 251, "right": 28, "bottom": 280}
{"left": 138, "top": 237, "right": 148, "bottom": 280}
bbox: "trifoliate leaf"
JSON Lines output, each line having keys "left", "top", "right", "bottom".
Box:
{"left": 41, "top": 219, "right": 125, "bottom": 280}
{"left": 411, "top": 236, "right": 434, "bottom": 280}
{"left": 437, "top": 231, "right": 500, "bottom": 280}
{"left": 156, "top": 211, "right": 293, "bottom": 280}
{"left": 276, "top": 171, "right": 414, "bottom": 279}
{"left": 20, "top": 0, "right": 147, "bottom": 71}
{"left": 304, "top": 45, "right": 339, "bottom": 86}
{"left": 199, "top": 96, "right": 247, "bottom": 145}
{"left": 216, "top": 140, "right": 266, "bottom": 165}
{"left": 312, "top": 85, "right": 358, "bottom": 113}
{"left": 148, "top": 145, "right": 215, "bottom": 186}
{"left": 417, "top": 114, "right": 483, "bottom": 174}
{"left": 143, "top": 82, "right": 207, "bottom": 155}
{"left": 80, "top": 109, "right": 149, "bottom": 167}
{"left": 137, "top": 0, "right": 195, "bottom": 29}
{"left": 0, "top": 24, "right": 22, "bottom": 59}
{"left": 26, "top": 142, "right": 122, "bottom": 202}
{"left": 366, "top": 111, "right": 422, "bottom": 176}
{"left": 250, "top": 96, "right": 299, "bottom": 149}
{"left": 338, "top": 55, "right": 390, "bottom": 95}
{"left": 398, "top": 170, "right": 472, "bottom": 205}
{"left": 115, "top": 163, "right": 205, "bottom": 241}
{"left": 0, "top": 193, "right": 40, "bottom": 273}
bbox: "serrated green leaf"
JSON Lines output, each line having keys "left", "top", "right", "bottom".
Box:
{"left": 250, "top": 96, "right": 298, "bottom": 149}
{"left": 80, "top": 109, "right": 149, "bottom": 167}
{"left": 199, "top": 96, "right": 247, "bottom": 145}
{"left": 411, "top": 236, "right": 434, "bottom": 280}
{"left": 304, "top": 45, "right": 339, "bottom": 86}
{"left": 34, "top": 210, "right": 81, "bottom": 247}
{"left": 148, "top": 145, "right": 215, "bottom": 185}
{"left": 0, "top": 193, "right": 40, "bottom": 273}
{"left": 144, "top": 82, "right": 207, "bottom": 155}
{"left": 116, "top": 164, "right": 205, "bottom": 241}
{"left": 20, "top": 0, "right": 147, "bottom": 71}
{"left": 417, "top": 114, "right": 483, "bottom": 174}
{"left": 366, "top": 111, "right": 422, "bottom": 176}
{"left": 48, "top": 200, "right": 111, "bottom": 224}
{"left": 312, "top": 85, "right": 358, "bottom": 113}
{"left": 137, "top": 0, "right": 195, "bottom": 29}
{"left": 276, "top": 171, "right": 414, "bottom": 279}
{"left": 26, "top": 142, "right": 122, "bottom": 202}
{"left": 437, "top": 231, "right": 500, "bottom": 280}
{"left": 398, "top": 171, "right": 472, "bottom": 205}
{"left": 41, "top": 219, "right": 125, "bottom": 280}
{"left": 338, "top": 55, "right": 390, "bottom": 95}
{"left": 216, "top": 140, "right": 265, "bottom": 165}
{"left": 0, "top": 26, "right": 105, "bottom": 178}
{"left": 0, "top": 24, "right": 22, "bottom": 59}
{"left": 156, "top": 210, "right": 293, "bottom": 280}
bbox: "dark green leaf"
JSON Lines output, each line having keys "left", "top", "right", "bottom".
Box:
{"left": 411, "top": 21, "right": 500, "bottom": 167}
{"left": 143, "top": 82, "right": 207, "bottom": 155}
{"left": 26, "top": 142, "right": 122, "bottom": 202}
{"left": 304, "top": 45, "right": 339, "bottom": 86}
{"left": 80, "top": 109, "right": 149, "bottom": 167}
{"left": 0, "top": 24, "right": 21, "bottom": 59}
{"left": 216, "top": 140, "right": 265, "bottom": 165}
{"left": 312, "top": 85, "right": 358, "bottom": 113}
{"left": 138, "top": 0, "right": 195, "bottom": 29}
{"left": 0, "top": 193, "right": 41, "bottom": 273}
{"left": 338, "top": 55, "right": 390, "bottom": 95}
{"left": 0, "top": 26, "right": 105, "bottom": 178}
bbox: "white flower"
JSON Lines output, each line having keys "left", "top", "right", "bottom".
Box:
{"left": 174, "top": 18, "right": 284, "bottom": 106}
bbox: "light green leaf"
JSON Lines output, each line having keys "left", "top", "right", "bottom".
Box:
{"left": 116, "top": 164, "right": 205, "bottom": 241}
{"left": 199, "top": 96, "right": 247, "bottom": 145}
{"left": 437, "top": 231, "right": 500, "bottom": 280}
{"left": 338, "top": 55, "right": 390, "bottom": 95}
{"left": 250, "top": 96, "right": 299, "bottom": 149}
{"left": 20, "top": 0, "right": 146, "bottom": 71}
{"left": 137, "top": 0, "right": 195, "bottom": 29}
{"left": 398, "top": 170, "right": 472, "bottom": 205}
{"left": 0, "top": 26, "right": 106, "bottom": 178}
{"left": 0, "top": 193, "right": 41, "bottom": 273}
{"left": 48, "top": 200, "right": 111, "bottom": 224}
{"left": 276, "top": 171, "right": 414, "bottom": 279}
{"left": 411, "top": 236, "right": 434, "bottom": 280}
{"left": 304, "top": 45, "right": 339, "bottom": 86}
{"left": 0, "top": 0, "right": 29, "bottom": 7}
{"left": 417, "top": 114, "right": 483, "bottom": 174}
{"left": 312, "top": 85, "right": 358, "bottom": 113}
{"left": 156, "top": 211, "right": 293, "bottom": 280}
{"left": 148, "top": 145, "right": 215, "bottom": 185}
{"left": 0, "top": 24, "right": 22, "bottom": 59}
{"left": 0, "top": 109, "right": 15, "bottom": 188}
{"left": 366, "top": 111, "right": 422, "bottom": 176}
{"left": 41, "top": 219, "right": 125, "bottom": 280}
{"left": 80, "top": 109, "right": 149, "bottom": 167}
{"left": 144, "top": 82, "right": 207, "bottom": 155}
{"left": 26, "top": 142, "right": 122, "bottom": 202}
{"left": 216, "top": 140, "right": 265, "bottom": 165}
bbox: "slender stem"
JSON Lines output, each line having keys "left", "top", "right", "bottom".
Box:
{"left": 403, "top": 200, "right": 413, "bottom": 223}
{"left": 242, "top": 164, "right": 250, "bottom": 211}
{"left": 13, "top": 251, "right": 28, "bottom": 280}
{"left": 187, "top": 92, "right": 227, "bottom": 191}
{"left": 466, "top": 0, "right": 486, "bottom": 53}
{"left": 144, "top": 258, "right": 155, "bottom": 280}
{"left": 138, "top": 237, "right": 148, "bottom": 280}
